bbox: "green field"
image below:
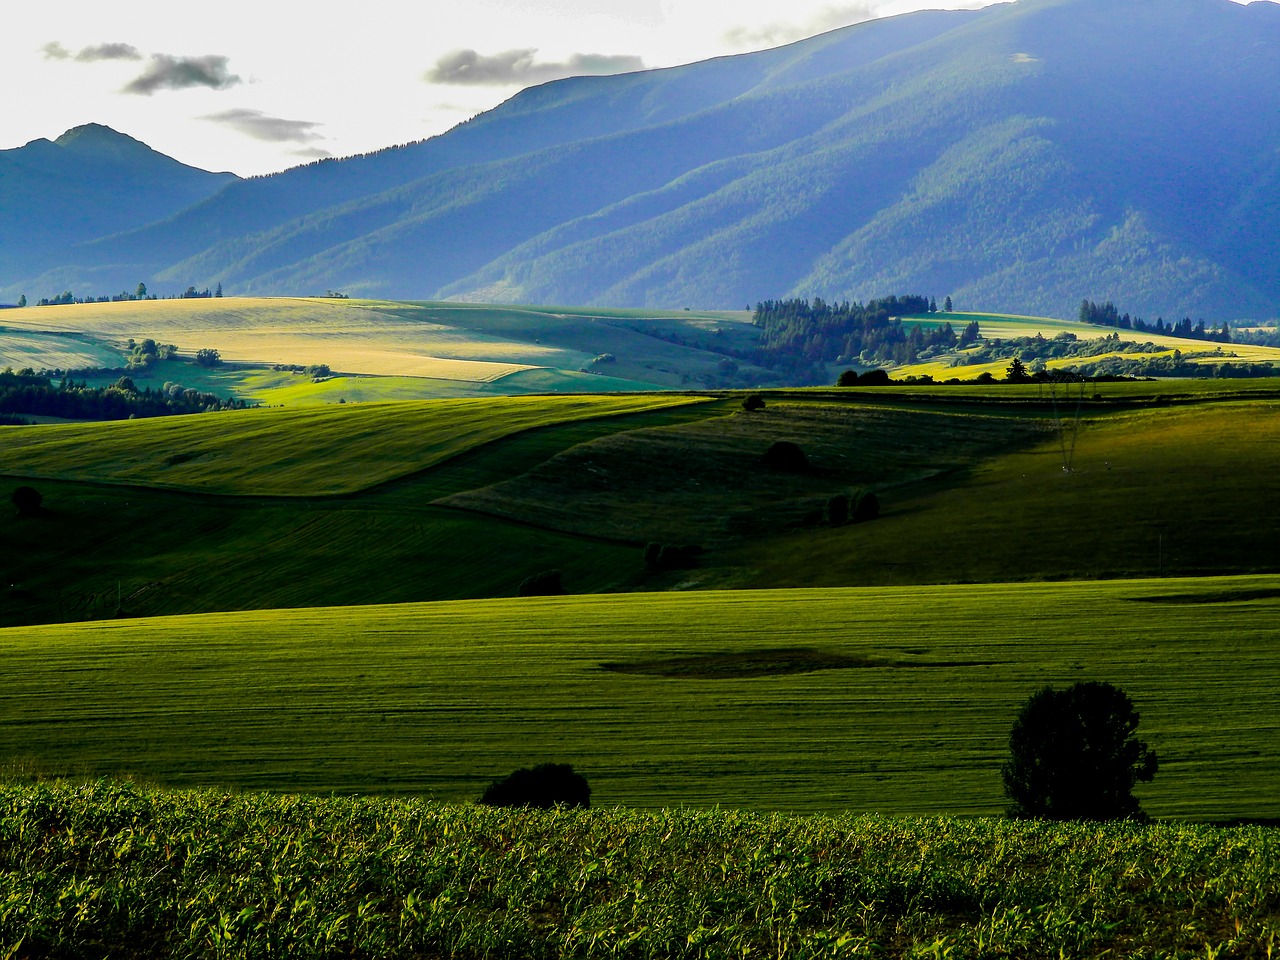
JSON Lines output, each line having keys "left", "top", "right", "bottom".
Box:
{"left": 0, "top": 297, "right": 773, "bottom": 397}
{"left": 4, "top": 780, "right": 1276, "bottom": 959}
{"left": 0, "top": 394, "right": 705, "bottom": 495}
{"left": 3, "top": 576, "right": 1279, "bottom": 820}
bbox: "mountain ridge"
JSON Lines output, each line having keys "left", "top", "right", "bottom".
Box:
{"left": 4, "top": 0, "right": 1278, "bottom": 319}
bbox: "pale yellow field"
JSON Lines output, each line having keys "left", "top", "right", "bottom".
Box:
{"left": 0, "top": 298, "right": 566, "bottom": 379}
{"left": 893, "top": 312, "right": 1280, "bottom": 380}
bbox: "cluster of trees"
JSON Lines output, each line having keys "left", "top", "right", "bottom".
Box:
{"left": 271, "top": 363, "right": 332, "bottom": 378}
{"left": 0, "top": 370, "right": 245, "bottom": 420}
{"left": 125, "top": 337, "right": 178, "bottom": 370}
{"left": 31, "top": 281, "right": 223, "bottom": 306}
{"left": 1078, "top": 300, "right": 1230, "bottom": 343}
{"left": 751, "top": 295, "right": 965, "bottom": 369}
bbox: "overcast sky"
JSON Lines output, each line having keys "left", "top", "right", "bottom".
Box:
{"left": 2, "top": 0, "right": 1245, "bottom": 177}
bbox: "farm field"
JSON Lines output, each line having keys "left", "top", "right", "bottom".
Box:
{"left": 2, "top": 575, "right": 1279, "bottom": 820}
{"left": 0, "top": 393, "right": 706, "bottom": 495}
{"left": 0, "top": 297, "right": 771, "bottom": 395}
{"left": 6, "top": 386, "right": 1280, "bottom": 626}
{"left": 4, "top": 780, "right": 1277, "bottom": 959}
{"left": 704, "top": 397, "right": 1280, "bottom": 588}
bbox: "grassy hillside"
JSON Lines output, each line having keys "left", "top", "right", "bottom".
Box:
{"left": 0, "top": 394, "right": 705, "bottom": 495}
{"left": 3, "top": 575, "right": 1280, "bottom": 819}
{"left": 5, "top": 385, "right": 1280, "bottom": 628}
{"left": 0, "top": 297, "right": 772, "bottom": 397}
{"left": 4, "top": 780, "right": 1276, "bottom": 959}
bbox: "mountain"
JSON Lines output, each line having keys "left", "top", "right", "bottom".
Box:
{"left": 5, "top": 0, "right": 1280, "bottom": 319}
{"left": 0, "top": 124, "right": 238, "bottom": 291}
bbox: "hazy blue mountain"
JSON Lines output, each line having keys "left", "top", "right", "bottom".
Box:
{"left": 6, "top": 0, "right": 1279, "bottom": 319}
{"left": 0, "top": 124, "right": 238, "bottom": 291}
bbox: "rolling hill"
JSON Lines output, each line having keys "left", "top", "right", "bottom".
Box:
{"left": 4, "top": 0, "right": 1279, "bottom": 320}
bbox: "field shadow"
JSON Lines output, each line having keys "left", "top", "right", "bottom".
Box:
{"left": 600, "top": 647, "right": 999, "bottom": 679}
{"left": 1127, "top": 588, "right": 1280, "bottom": 605}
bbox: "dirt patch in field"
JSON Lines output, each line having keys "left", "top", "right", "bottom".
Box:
{"left": 601, "top": 648, "right": 873, "bottom": 678}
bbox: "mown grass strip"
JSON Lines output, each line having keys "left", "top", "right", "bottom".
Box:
{"left": 2, "top": 780, "right": 1277, "bottom": 959}
{"left": 2, "top": 576, "right": 1278, "bottom": 819}
{"left": 0, "top": 394, "right": 708, "bottom": 496}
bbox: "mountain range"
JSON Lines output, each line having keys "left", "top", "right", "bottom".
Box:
{"left": 3, "top": 0, "right": 1278, "bottom": 319}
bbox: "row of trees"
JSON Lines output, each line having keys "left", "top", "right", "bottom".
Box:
{"left": 750, "top": 295, "right": 967, "bottom": 368}
{"left": 0, "top": 370, "right": 245, "bottom": 420}
{"left": 1078, "top": 299, "right": 1231, "bottom": 343}
{"left": 26, "top": 281, "right": 224, "bottom": 307}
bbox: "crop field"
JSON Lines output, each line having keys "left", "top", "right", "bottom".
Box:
{"left": 445, "top": 399, "right": 1052, "bottom": 544}
{"left": 0, "top": 393, "right": 706, "bottom": 495}
{"left": 4, "top": 780, "right": 1278, "bottom": 959}
{"left": 0, "top": 297, "right": 767, "bottom": 390}
{"left": 2, "top": 576, "right": 1279, "bottom": 820}
{"left": 711, "top": 398, "right": 1280, "bottom": 588}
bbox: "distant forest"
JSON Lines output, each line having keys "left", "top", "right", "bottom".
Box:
{"left": 0, "top": 371, "right": 244, "bottom": 421}
{"left": 1078, "top": 300, "right": 1231, "bottom": 343}
{"left": 751, "top": 295, "right": 974, "bottom": 370}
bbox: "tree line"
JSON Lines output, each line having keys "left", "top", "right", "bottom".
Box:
{"left": 30, "top": 281, "right": 223, "bottom": 307}
{"left": 750, "top": 295, "right": 970, "bottom": 370}
{"left": 0, "top": 370, "right": 245, "bottom": 421}
{"left": 1078, "top": 299, "right": 1230, "bottom": 343}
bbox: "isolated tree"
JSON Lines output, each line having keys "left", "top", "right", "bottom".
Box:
{"left": 215, "top": 282, "right": 223, "bottom": 298}
{"left": 1005, "top": 357, "right": 1030, "bottom": 383}
{"left": 135, "top": 282, "right": 147, "bottom": 299}
{"left": 11, "top": 486, "right": 42, "bottom": 517}
{"left": 742, "top": 393, "right": 766, "bottom": 412}
{"left": 194, "top": 348, "right": 222, "bottom": 368}
{"left": 518, "top": 570, "right": 566, "bottom": 597}
{"left": 944, "top": 296, "right": 953, "bottom": 312}
{"left": 479, "top": 763, "right": 590, "bottom": 809}
{"left": 16, "top": 294, "right": 26, "bottom": 308}
{"left": 762, "top": 440, "right": 808, "bottom": 472}
{"left": 1002, "top": 681, "right": 1158, "bottom": 821}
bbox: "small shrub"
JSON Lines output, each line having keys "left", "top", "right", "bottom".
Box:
{"left": 826, "top": 493, "right": 849, "bottom": 526}
{"left": 11, "top": 485, "right": 43, "bottom": 517}
{"left": 479, "top": 763, "right": 590, "bottom": 809}
{"left": 762, "top": 441, "right": 808, "bottom": 472}
{"left": 741, "top": 394, "right": 766, "bottom": 412}
{"left": 852, "top": 490, "right": 880, "bottom": 522}
{"left": 518, "top": 570, "right": 567, "bottom": 597}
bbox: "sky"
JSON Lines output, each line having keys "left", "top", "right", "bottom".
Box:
{"left": 3, "top": 0, "right": 1010, "bottom": 177}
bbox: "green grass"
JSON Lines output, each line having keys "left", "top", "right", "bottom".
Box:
{"left": 0, "top": 297, "right": 770, "bottom": 390}
{"left": 0, "top": 401, "right": 727, "bottom": 626}
{"left": 4, "top": 780, "right": 1278, "bottom": 959}
{"left": 710, "top": 399, "right": 1280, "bottom": 588}
{"left": 0, "top": 394, "right": 706, "bottom": 495}
{"left": 2, "top": 576, "right": 1279, "bottom": 819}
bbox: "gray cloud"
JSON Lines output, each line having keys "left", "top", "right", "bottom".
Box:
{"left": 42, "top": 40, "right": 145, "bottom": 61}
{"left": 201, "top": 108, "right": 324, "bottom": 143}
{"left": 123, "top": 54, "right": 241, "bottom": 95}
{"left": 724, "top": 3, "right": 880, "bottom": 47}
{"left": 426, "top": 48, "right": 644, "bottom": 86}
{"left": 76, "top": 42, "right": 143, "bottom": 62}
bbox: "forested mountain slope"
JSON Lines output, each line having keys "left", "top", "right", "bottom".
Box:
{"left": 5, "top": 0, "right": 1278, "bottom": 320}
